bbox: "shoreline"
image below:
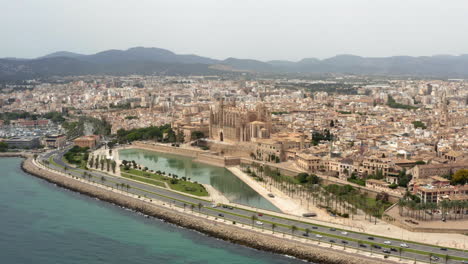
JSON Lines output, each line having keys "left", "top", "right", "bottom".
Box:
{"left": 20, "top": 157, "right": 396, "bottom": 264}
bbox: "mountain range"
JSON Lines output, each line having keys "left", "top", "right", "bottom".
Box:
{"left": 1, "top": 47, "right": 468, "bottom": 80}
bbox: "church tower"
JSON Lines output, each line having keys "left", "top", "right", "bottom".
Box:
{"left": 439, "top": 90, "right": 449, "bottom": 126}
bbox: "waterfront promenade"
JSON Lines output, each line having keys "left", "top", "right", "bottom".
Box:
{"left": 24, "top": 155, "right": 403, "bottom": 264}
{"left": 23, "top": 146, "right": 468, "bottom": 264}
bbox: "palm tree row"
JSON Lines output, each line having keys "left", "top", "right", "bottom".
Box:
{"left": 241, "top": 163, "right": 383, "bottom": 221}
{"left": 398, "top": 199, "right": 468, "bottom": 221}
{"left": 88, "top": 155, "right": 117, "bottom": 173}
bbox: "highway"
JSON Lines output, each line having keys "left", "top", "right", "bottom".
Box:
{"left": 39, "top": 147, "right": 468, "bottom": 264}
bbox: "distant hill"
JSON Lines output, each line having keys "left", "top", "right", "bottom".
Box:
{"left": 40, "top": 51, "right": 85, "bottom": 59}
{"left": 2, "top": 47, "right": 468, "bottom": 80}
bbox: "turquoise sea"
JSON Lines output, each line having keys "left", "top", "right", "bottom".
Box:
{"left": 0, "top": 158, "right": 306, "bottom": 264}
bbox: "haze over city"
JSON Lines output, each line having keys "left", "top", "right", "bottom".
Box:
{"left": 3, "top": 0, "right": 468, "bottom": 60}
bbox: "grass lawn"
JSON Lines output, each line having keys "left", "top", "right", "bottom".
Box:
{"left": 121, "top": 172, "right": 166, "bottom": 188}
{"left": 122, "top": 168, "right": 208, "bottom": 196}
{"left": 64, "top": 147, "right": 89, "bottom": 170}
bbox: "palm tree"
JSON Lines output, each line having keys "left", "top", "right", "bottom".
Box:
{"left": 111, "top": 161, "right": 117, "bottom": 173}
{"left": 106, "top": 159, "right": 110, "bottom": 172}
{"left": 398, "top": 199, "right": 405, "bottom": 216}
{"left": 89, "top": 155, "right": 94, "bottom": 168}
{"left": 290, "top": 225, "right": 297, "bottom": 237}
{"left": 304, "top": 228, "right": 310, "bottom": 237}
{"left": 250, "top": 215, "right": 258, "bottom": 227}
{"left": 398, "top": 247, "right": 403, "bottom": 260}
{"left": 271, "top": 223, "right": 277, "bottom": 234}
{"left": 190, "top": 204, "right": 195, "bottom": 213}
{"left": 115, "top": 183, "right": 120, "bottom": 189}
{"left": 100, "top": 176, "right": 106, "bottom": 184}
{"left": 444, "top": 254, "right": 449, "bottom": 264}
{"left": 183, "top": 203, "right": 187, "bottom": 211}
{"left": 126, "top": 184, "right": 130, "bottom": 192}
{"left": 197, "top": 202, "right": 203, "bottom": 214}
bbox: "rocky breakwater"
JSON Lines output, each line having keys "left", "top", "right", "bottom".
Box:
{"left": 0, "top": 152, "right": 32, "bottom": 158}
{"left": 21, "top": 158, "right": 395, "bottom": 264}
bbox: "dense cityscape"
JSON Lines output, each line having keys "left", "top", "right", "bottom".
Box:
{"left": 2, "top": 1, "right": 468, "bottom": 264}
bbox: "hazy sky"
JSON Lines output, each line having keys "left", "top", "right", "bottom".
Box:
{"left": 2, "top": 0, "right": 468, "bottom": 61}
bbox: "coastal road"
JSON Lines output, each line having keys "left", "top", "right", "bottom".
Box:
{"left": 40, "top": 147, "right": 468, "bottom": 264}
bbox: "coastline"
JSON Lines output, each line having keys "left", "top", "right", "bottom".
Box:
{"left": 20, "top": 157, "right": 396, "bottom": 264}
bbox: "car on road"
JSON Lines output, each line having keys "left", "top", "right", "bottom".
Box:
{"left": 329, "top": 239, "right": 336, "bottom": 243}
{"left": 384, "top": 241, "right": 391, "bottom": 245}
{"left": 329, "top": 228, "right": 336, "bottom": 231}
{"left": 218, "top": 213, "right": 224, "bottom": 217}
{"left": 440, "top": 248, "right": 447, "bottom": 251}
{"left": 382, "top": 249, "right": 390, "bottom": 254}
{"left": 400, "top": 243, "right": 409, "bottom": 248}
{"left": 258, "top": 213, "right": 263, "bottom": 217}
{"left": 390, "top": 248, "right": 397, "bottom": 252}
{"left": 268, "top": 193, "right": 275, "bottom": 198}
{"left": 359, "top": 244, "right": 367, "bottom": 248}
{"left": 373, "top": 245, "right": 382, "bottom": 249}
{"left": 341, "top": 231, "right": 348, "bottom": 235}
{"left": 341, "top": 240, "right": 348, "bottom": 244}
{"left": 430, "top": 255, "right": 439, "bottom": 261}
{"left": 367, "top": 237, "right": 374, "bottom": 240}
{"left": 302, "top": 233, "right": 309, "bottom": 237}
{"left": 312, "top": 226, "right": 318, "bottom": 229}
{"left": 316, "top": 234, "right": 323, "bottom": 238}
{"left": 255, "top": 221, "right": 263, "bottom": 225}
{"left": 227, "top": 206, "right": 234, "bottom": 210}
{"left": 211, "top": 204, "right": 218, "bottom": 208}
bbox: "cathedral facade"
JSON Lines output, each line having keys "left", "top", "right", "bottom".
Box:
{"left": 209, "top": 99, "right": 272, "bottom": 143}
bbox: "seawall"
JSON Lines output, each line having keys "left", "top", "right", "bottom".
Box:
{"left": 131, "top": 142, "right": 240, "bottom": 167}
{"left": 0, "top": 152, "right": 32, "bottom": 158}
{"left": 21, "top": 157, "right": 395, "bottom": 264}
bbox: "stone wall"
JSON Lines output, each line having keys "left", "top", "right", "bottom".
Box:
{"left": 132, "top": 142, "right": 204, "bottom": 158}
{"left": 207, "top": 141, "right": 255, "bottom": 158}
{"left": 21, "top": 157, "right": 395, "bottom": 264}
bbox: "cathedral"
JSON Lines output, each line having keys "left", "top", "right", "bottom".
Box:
{"left": 209, "top": 99, "right": 272, "bottom": 143}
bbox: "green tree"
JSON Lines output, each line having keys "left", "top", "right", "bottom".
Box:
{"left": 190, "top": 131, "right": 205, "bottom": 140}
{"left": 271, "top": 223, "right": 277, "bottom": 234}
{"left": 250, "top": 215, "right": 258, "bottom": 227}
{"left": 452, "top": 169, "right": 468, "bottom": 185}
{"left": 89, "top": 155, "right": 94, "bottom": 168}
{"left": 1, "top": 141, "right": 10, "bottom": 151}
{"left": 111, "top": 160, "right": 117, "bottom": 173}
{"left": 290, "top": 225, "right": 297, "bottom": 236}
{"left": 297, "top": 173, "right": 309, "bottom": 183}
